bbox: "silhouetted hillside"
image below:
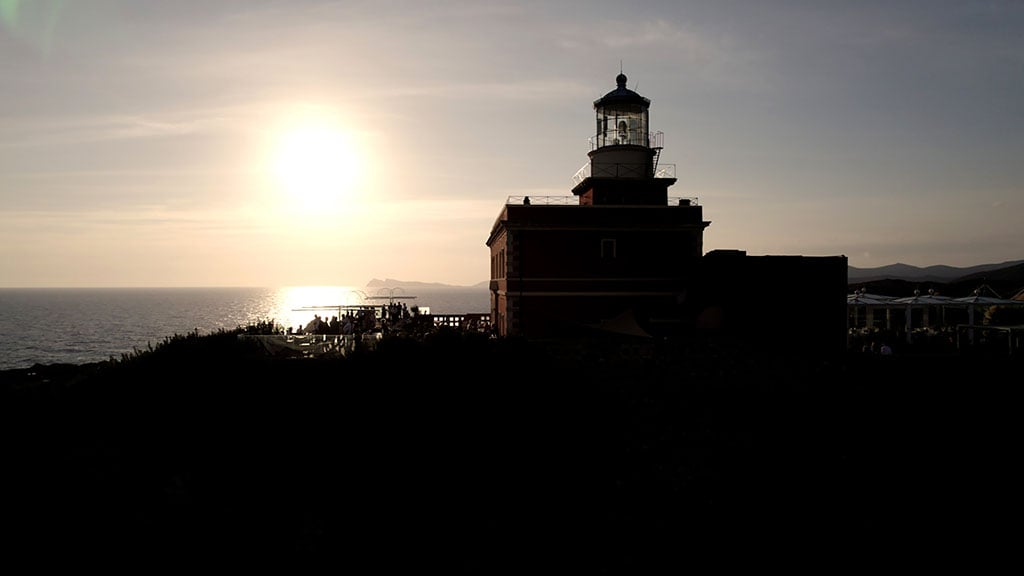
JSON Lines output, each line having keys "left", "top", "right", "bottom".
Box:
{"left": 848, "top": 260, "right": 1024, "bottom": 283}
{"left": 849, "top": 261, "right": 1024, "bottom": 297}
{"left": 949, "top": 262, "right": 1024, "bottom": 298}
{"left": 2, "top": 328, "right": 1018, "bottom": 570}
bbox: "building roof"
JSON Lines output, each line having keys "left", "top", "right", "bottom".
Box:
{"left": 848, "top": 287, "right": 1024, "bottom": 307}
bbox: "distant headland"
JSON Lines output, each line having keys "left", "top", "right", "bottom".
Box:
{"left": 365, "top": 278, "right": 489, "bottom": 290}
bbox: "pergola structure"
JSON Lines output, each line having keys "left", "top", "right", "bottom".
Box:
{"left": 848, "top": 286, "right": 1024, "bottom": 346}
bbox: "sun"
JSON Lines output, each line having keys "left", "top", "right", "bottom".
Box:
{"left": 271, "top": 117, "right": 363, "bottom": 215}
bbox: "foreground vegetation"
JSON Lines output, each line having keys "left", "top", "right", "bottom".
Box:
{"left": 1, "top": 325, "right": 1019, "bottom": 570}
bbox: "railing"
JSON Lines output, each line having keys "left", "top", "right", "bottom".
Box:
{"left": 241, "top": 314, "right": 494, "bottom": 357}
{"left": 430, "top": 313, "right": 491, "bottom": 332}
{"left": 669, "top": 196, "right": 699, "bottom": 206}
{"left": 506, "top": 195, "right": 578, "bottom": 206}
{"left": 240, "top": 332, "right": 381, "bottom": 358}
{"left": 572, "top": 162, "right": 677, "bottom": 187}
{"left": 589, "top": 130, "right": 665, "bottom": 151}
{"left": 505, "top": 195, "right": 698, "bottom": 206}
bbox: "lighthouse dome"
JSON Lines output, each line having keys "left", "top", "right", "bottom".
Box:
{"left": 594, "top": 73, "right": 650, "bottom": 109}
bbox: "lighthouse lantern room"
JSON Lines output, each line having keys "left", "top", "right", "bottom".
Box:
{"left": 573, "top": 72, "right": 673, "bottom": 206}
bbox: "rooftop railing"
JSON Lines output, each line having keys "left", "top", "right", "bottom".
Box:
{"left": 506, "top": 195, "right": 698, "bottom": 206}
{"left": 572, "top": 162, "right": 676, "bottom": 187}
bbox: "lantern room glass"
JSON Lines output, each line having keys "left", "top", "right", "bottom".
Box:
{"left": 594, "top": 104, "right": 649, "bottom": 148}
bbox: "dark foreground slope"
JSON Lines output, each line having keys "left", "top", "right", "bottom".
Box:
{"left": 2, "top": 330, "right": 1019, "bottom": 571}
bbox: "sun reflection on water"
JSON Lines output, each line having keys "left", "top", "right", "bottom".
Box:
{"left": 271, "top": 286, "right": 366, "bottom": 332}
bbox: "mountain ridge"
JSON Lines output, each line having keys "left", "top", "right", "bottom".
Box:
{"left": 847, "top": 259, "right": 1024, "bottom": 282}
{"left": 848, "top": 260, "right": 1024, "bottom": 298}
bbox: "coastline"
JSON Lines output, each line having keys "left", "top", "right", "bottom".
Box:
{"left": 0, "top": 285, "right": 491, "bottom": 371}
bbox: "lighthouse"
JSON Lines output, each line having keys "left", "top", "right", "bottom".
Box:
{"left": 486, "top": 73, "right": 709, "bottom": 339}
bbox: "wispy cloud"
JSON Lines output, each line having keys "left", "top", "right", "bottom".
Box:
{"left": 0, "top": 106, "right": 254, "bottom": 148}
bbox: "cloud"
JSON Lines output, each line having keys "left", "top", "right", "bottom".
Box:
{"left": 0, "top": 106, "right": 251, "bottom": 149}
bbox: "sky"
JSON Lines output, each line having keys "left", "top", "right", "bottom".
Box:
{"left": 2, "top": 0, "right": 1022, "bottom": 288}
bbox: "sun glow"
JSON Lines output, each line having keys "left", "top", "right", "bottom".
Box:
{"left": 272, "top": 285, "right": 366, "bottom": 331}
{"left": 269, "top": 108, "right": 367, "bottom": 216}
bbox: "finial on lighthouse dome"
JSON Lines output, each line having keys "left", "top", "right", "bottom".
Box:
{"left": 616, "top": 72, "right": 627, "bottom": 88}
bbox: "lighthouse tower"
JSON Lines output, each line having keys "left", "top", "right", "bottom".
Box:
{"left": 573, "top": 72, "right": 673, "bottom": 206}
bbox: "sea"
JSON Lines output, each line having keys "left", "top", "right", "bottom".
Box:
{"left": 0, "top": 286, "right": 490, "bottom": 371}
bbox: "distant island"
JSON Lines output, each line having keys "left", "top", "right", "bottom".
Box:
{"left": 365, "top": 278, "right": 489, "bottom": 290}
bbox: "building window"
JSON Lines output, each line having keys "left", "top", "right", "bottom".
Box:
{"left": 601, "top": 238, "right": 617, "bottom": 259}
